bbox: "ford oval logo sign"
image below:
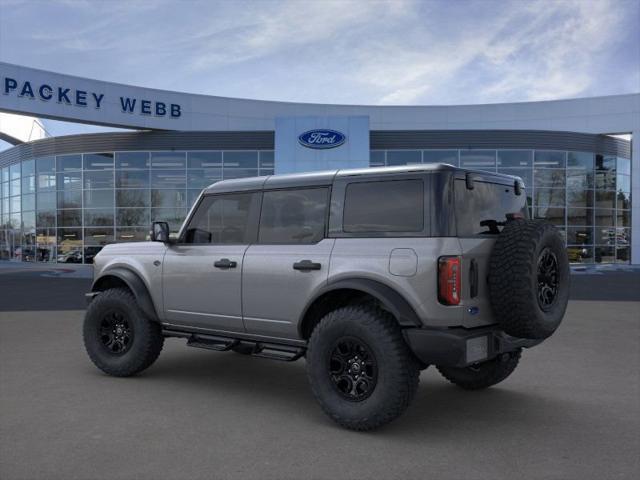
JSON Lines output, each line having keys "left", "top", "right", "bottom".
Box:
{"left": 298, "top": 129, "right": 346, "bottom": 149}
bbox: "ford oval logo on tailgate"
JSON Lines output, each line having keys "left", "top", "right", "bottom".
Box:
{"left": 298, "top": 129, "right": 346, "bottom": 149}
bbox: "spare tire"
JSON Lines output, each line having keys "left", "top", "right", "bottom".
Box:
{"left": 488, "top": 219, "right": 569, "bottom": 339}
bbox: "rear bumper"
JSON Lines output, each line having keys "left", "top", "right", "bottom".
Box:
{"left": 403, "top": 325, "right": 542, "bottom": 368}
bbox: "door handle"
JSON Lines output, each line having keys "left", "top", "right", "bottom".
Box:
{"left": 293, "top": 260, "right": 321, "bottom": 271}
{"left": 214, "top": 258, "right": 237, "bottom": 269}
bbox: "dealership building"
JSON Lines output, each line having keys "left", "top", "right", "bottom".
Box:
{"left": 0, "top": 62, "right": 638, "bottom": 265}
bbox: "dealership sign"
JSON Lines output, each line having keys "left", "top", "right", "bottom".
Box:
{"left": 2, "top": 76, "right": 181, "bottom": 118}
{"left": 298, "top": 129, "right": 346, "bottom": 149}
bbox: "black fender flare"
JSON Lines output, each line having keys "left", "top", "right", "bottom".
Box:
{"left": 299, "top": 278, "right": 422, "bottom": 333}
{"left": 91, "top": 267, "right": 159, "bottom": 321}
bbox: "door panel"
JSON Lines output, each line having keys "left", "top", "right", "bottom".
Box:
{"left": 163, "top": 245, "right": 248, "bottom": 332}
{"left": 242, "top": 239, "right": 334, "bottom": 339}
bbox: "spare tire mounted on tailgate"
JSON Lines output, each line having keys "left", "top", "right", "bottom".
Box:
{"left": 488, "top": 219, "right": 570, "bottom": 340}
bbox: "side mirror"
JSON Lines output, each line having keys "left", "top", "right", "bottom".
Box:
{"left": 151, "top": 221, "right": 170, "bottom": 243}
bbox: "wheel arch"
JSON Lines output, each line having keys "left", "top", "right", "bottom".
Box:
{"left": 91, "top": 267, "right": 159, "bottom": 321}
{"left": 298, "top": 278, "right": 422, "bottom": 339}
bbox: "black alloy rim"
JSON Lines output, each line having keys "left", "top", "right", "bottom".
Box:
{"left": 99, "top": 310, "right": 133, "bottom": 355}
{"left": 537, "top": 247, "right": 559, "bottom": 310}
{"left": 328, "top": 337, "right": 378, "bottom": 401}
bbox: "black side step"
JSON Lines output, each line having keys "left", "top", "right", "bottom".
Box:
{"left": 186, "top": 334, "right": 238, "bottom": 352}
{"left": 252, "top": 343, "right": 305, "bottom": 362}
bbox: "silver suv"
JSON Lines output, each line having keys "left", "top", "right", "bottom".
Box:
{"left": 84, "top": 164, "right": 569, "bottom": 430}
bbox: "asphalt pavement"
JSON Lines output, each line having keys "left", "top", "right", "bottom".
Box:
{"left": 0, "top": 268, "right": 639, "bottom": 480}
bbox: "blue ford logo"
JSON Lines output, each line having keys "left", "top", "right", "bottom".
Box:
{"left": 298, "top": 129, "right": 346, "bottom": 149}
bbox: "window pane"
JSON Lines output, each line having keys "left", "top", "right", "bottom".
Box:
{"left": 534, "top": 188, "right": 565, "bottom": 207}
{"left": 223, "top": 168, "right": 258, "bottom": 179}
{"left": 534, "top": 206, "right": 565, "bottom": 225}
{"left": 423, "top": 150, "right": 458, "bottom": 165}
{"left": 84, "top": 209, "right": 114, "bottom": 227}
{"left": 386, "top": 151, "right": 421, "bottom": 166}
{"left": 21, "top": 175, "right": 36, "bottom": 194}
{"left": 566, "top": 169, "right": 593, "bottom": 189}
{"left": 534, "top": 169, "right": 565, "bottom": 188}
{"left": 616, "top": 246, "right": 630, "bottom": 263}
{"left": 567, "top": 227, "right": 592, "bottom": 245}
{"left": 22, "top": 193, "right": 35, "bottom": 211}
{"left": 184, "top": 193, "right": 256, "bottom": 244}
{"left": 567, "top": 208, "right": 592, "bottom": 226}
{"left": 616, "top": 191, "right": 631, "bottom": 210}
{"left": 187, "top": 169, "right": 222, "bottom": 189}
{"left": 151, "top": 208, "right": 188, "bottom": 233}
{"left": 567, "top": 151, "right": 594, "bottom": 169}
{"left": 116, "top": 227, "right": 149, "bottom": 242}
{"left": 57, "top": 171, "right": 82, "bottom": 190}
{"left": 567, "top": 246, "right": 593, "bottom": 264}
{"left": 116, "top": 170, "right": 149, "bottom": 188}
{"left": 259, "top": 151, "right": 274, "bottom": 169}
{"left": 57, "top": 190, "right": 82, "bottom": 209}
{"left": 36, "top": 157, "right": 55, "bottom": 174}
{"left": 616, "top": 157, "right": 630, "bottom": 176}
{"left": 534, "top": 151, "right": 566, "bottom": 168}
{"left": 498, "top": 168, "right": 533, "bottom": 193}
{"left": 259, "top": 188, "right": 328, "bottom": 244}
{"left": 117, "top": 189, "right": 150, "bottom": 208}
{"left": 566, "top": 189, "right": 593, "bottom": 208}
{"left": 116, "top": 152, "right": 149, "bottom": 169}
{"left": 151, "top": 170, "right": 186, "bottom": 188}
{"left": 616, "top": 210, "right": 630, "bottom": 227}
{"left": 617, "top": 174, "right": 630, "bottom": 193}
{"left": 616, "top": 227, "right": 631, "bottom": 247}
{"left": 595, "top": 191, "right": 616, "bottom": 209}
{"left": 370, "top": 151, "right": 385, "bottom": 167}
{"left": 84, "top": 190, "right": 114, "bottom": 209}
{"left": 595, "top": 170, "right": 616, "bottom": 190}
{"left": 497, "top": 150, "right": 532, "bottom": 168}
{"left": 10, "top": 196, "right": 20, "bottom": 213}
{"left": 10, "top": 178, "right": 21, "bottom": 196}
{"left": 151, "top": 189, "right": 187, "bottom": 208}
{"left": 594, "top": 209, "right": 614, "bottom": 226}
{"left": 187, "top": 151, "right": 222, "bottom": 168}
{"left": 188, "top": 189, "right": 202, "bottom": 207}
{"left": 83, "top": 153, "right": 114, "bottom": 170}
{"left": 595, "top": 246, "right": 615, "bottom": 264}
{"left": 84, "top": 228, "right": 114, "bottom": 246}
{"left": 36, "top": 211, "right": 55, "bottom": 228}
{"left": 117, "top": 208, "right": 150, "bottom": 227}
{"left": 37, "top": 173, "right": 56, "bottom": 191}
{"left": 2, "top": 166, "right": 10, "bottom": 183}
{"left": 224, "top": 151, "right": 258, "bottom": 168}
{"left": 22, "top": 159, "right": 35, "bottom": 176}
{"left": 84, "top": 170, "right": 114, "bottom": 189}
{"left": 150, "top": 151, "right": 186, "bottom": 168}
{"left": 57, "top": 209, "right": 82, "bottom": 227}
{"left": 460, "top": 150, "right": 497, "bottom": 171}
{"left": 595, "top": 227, "right": 616, "bottom": 245}
{"left": 596, "top": 155, "right": 616, "bottom": 172}
{"left": 57, "top": 154, "right": 82, "bottom": 171}
{"left": 344, "top": 180, "right": 424, "bottom": 233}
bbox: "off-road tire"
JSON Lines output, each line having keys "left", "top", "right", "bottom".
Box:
{"left": 83, "top": 288, "right": 164, "bottom": 377}
{"left": 306, "top": 305, "right": 420, "bottom": 431}
{"left": 489, "top": 219, "right": 569, "bottom": 339}
{"left": 437, "top": 349, "right": 521, "bottom": 390}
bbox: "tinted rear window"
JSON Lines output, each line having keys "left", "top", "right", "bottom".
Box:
{"left": 455, "top": 180, "right": 528, "bottom": 235}
{"left": 343, "top": 180, "right": 424, "bottom": 233}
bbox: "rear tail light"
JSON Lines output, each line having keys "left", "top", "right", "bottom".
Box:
{"left": 438, "top": 256, "right": 461, "bottom": 305}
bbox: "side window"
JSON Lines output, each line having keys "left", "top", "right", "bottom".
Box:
{"left": 343, "top": 179, "right": 424, "bottom": 233}
{"left": 258, "top": 188, "right": 328, "bottom": 244}
{"left": 183, "top": 193, "right": 256, "bottom": 244}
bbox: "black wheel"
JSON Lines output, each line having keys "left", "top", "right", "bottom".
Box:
{"left": 489, "top": 219, "right": 570, "bottom": 339}
{"left": 306, "top": 305, "right": 420, "bottom": 431}
{"left": 83, "top": 288, "right": 164, "bottom": 377}
{"left": 437, "top": 350, "right": 521, "bottom": 390}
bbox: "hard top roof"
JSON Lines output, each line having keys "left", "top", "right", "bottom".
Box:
{"left": 203, "top": 163, "right": 521, "bottom": 194}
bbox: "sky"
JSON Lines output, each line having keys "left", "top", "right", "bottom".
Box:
{"left": 0, "top": 0, "right": 639, "bottom": 142}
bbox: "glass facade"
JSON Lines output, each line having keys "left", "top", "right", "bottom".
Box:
{"left": 371, "top": 149, "right": 632, "bottom": 264}
{"left": 0, "top": 147, "right": 631, "bottom": 264}
{"left": 0, "top": 151, "right": 274, "bottom": 263}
